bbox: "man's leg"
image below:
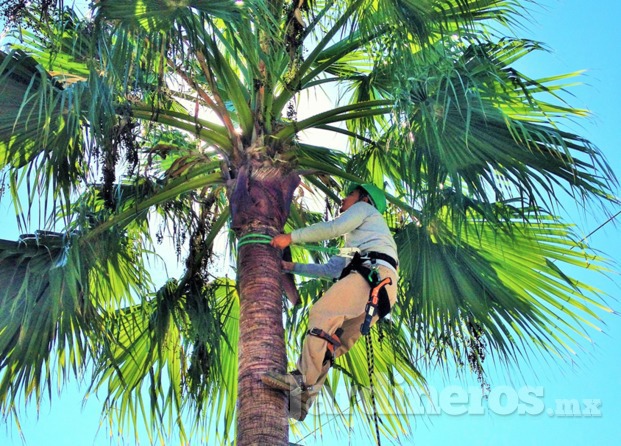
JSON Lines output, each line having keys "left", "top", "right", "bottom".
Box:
{"left": 262, "top": 272, "right": 370, "bottom": 408}
{"left": 262, "top": 266, "right": 398, "bottom": 419}
{"left": 296, "top": 266, "right": 399, "bottom": 419}
{"left": 297, "top": 271, "right": 371, "bottom": 385}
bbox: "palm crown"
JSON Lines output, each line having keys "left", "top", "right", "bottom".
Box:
{"left": 0, "top": 1, "right": 617, "bottom": 444}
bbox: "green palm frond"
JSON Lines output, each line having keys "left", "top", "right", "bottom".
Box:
{"left": 0, "top": 227, "right": 151, "bottom": 418}
{"left": 8, "top": 6, "right": 93, "bottom": 79}
{"left": 368, "top": 37, "right": 617, "bottom": 222}
{"left": 91, "top": 277, "right": 239, "bottom": 444}
{"left": 84, "top": 167, "right": 224, "bottom": 240}
{"left": 0, "top": 49, "right": 87, "bottom": 215}
{"left": 396, "top": 206, "right": 614, "bottom": 370}
{"left": 94, "top": 0, "right": 243, "bottom": 31}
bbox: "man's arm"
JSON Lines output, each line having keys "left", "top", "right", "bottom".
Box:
{"left": 290, "top": 203, "right": 368, "bottom": 244}
{"left": 285, "top": 255, "right": 348, "bottom": 280}
{"left": 270, "top": 203, "right": 371, "bottom": 251}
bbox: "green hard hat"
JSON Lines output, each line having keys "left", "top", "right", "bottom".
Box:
{"left": 347, "top": 183, "right": 387, "bottom": 213}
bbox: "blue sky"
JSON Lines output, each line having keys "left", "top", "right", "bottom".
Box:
{"left": 1, "top": 1, "right": 621, "bottom": 445}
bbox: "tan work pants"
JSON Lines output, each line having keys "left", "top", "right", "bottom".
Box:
{"left": 297, "top": 265, "right": 398, "bottom": 390}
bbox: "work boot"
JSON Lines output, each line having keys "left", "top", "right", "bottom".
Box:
{"left": 289, "top": 390, "right": 318, "bottom": 421}
{"left": 289, "top": 388, "right": 314, "bottom": 421}
{"left": 261, "top": 370, "right": 308, "bottom": 395}
{"left": 262, "top": 370, "right": 316, "bottom": 420}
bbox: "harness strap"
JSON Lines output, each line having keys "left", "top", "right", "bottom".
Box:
{"left": 366, "top": 251, "right": 398, "bottom": 269}
{"left": 339, "top": 253, "right": 393, "bottom": 320}
{"left": 307, "top": 327, "right": 343, "bottom": 365}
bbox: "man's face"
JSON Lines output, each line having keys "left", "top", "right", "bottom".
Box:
{"left": 340, "top": 189, "right": 361, "bottom": 213}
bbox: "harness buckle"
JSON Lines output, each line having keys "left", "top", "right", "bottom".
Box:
{"left": 336, "top": 247, "right": 360, "bottom": 258}
{"left": 367, "top": 257, "right": 380, "bottom": 284}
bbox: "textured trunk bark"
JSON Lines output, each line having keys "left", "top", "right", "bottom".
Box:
{"left": 231, "top": 161, "right": 299, "bottom": 446}
{"left": 236, "top": 239, "right": 289, "bottom": 445}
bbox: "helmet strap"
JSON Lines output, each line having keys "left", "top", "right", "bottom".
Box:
{"left": 352, "top": 185, "right": 376, "bottom": 209}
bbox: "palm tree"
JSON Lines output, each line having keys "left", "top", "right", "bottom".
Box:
{"left": 0, "top": 1, "right": 617, "bottom": 445}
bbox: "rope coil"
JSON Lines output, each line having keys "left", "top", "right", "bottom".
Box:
{"left": 236, "top": 233, "right": 273, "bottom": 249}
{"left": 236, "top": 232, "right": 341, "bottom": 255}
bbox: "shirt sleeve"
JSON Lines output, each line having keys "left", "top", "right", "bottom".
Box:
{"left": 290, "top": 202, "right": 368, "bottom": 244}
{"left": 291, "top": 255, "right": 348, "bottom": 279}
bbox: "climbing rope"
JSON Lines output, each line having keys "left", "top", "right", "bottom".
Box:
{"left": 377, "top": 319, "right": 385, "bottom": 347}
{"left": 365, "top": 332, "right": 382, "bottom": 446}
{"left": 236, "top": 233, "right": 273, "bottom": 249}
{"left": 236, "top": 232, "right": 349, "bottom": 256}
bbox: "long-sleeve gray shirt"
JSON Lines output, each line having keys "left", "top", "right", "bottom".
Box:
{"left": 290, "top": 201, "right": 399, "bottom": 279}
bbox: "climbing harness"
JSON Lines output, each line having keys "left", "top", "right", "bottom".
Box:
{"left": 339, "top": 252, "right": 396, "bottom": 323}
{"left": 307, "top": 327, "right": 343, "bottom": 366}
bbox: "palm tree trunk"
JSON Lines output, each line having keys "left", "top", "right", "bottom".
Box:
{"left": 236, "top": 241, "right": 288, "bottom": 445}
{"left": 231, "top": 161, "right": 299, "bottom": 446}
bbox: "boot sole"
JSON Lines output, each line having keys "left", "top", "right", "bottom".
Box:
{"left": 261, "top": 374, "right": 301, "bottom": 392}
{"left": 261, "top": 374, "right": 312, "bottom": 420}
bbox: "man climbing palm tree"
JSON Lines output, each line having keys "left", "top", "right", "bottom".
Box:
{"left": 263, "top": 183, "right": 399, "bottom": 419}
